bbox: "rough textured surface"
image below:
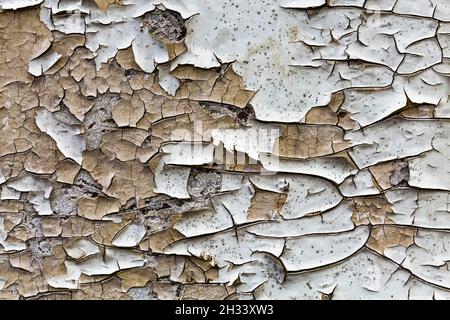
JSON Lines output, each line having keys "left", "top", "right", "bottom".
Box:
{"left": 0, "top": 0, "right": 449, "bottom": 300}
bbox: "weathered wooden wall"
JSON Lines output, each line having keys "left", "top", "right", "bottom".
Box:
{"left": 0, "top": 0, "right": 449, "bottom": 299}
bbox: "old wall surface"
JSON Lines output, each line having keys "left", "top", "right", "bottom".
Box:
{"left": 0, "top": 0, "right": 449, "bottom": 299}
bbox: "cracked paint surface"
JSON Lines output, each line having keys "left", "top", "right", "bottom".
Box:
{"left": 0, "top": 0, "right": 449, "bottom": 300}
